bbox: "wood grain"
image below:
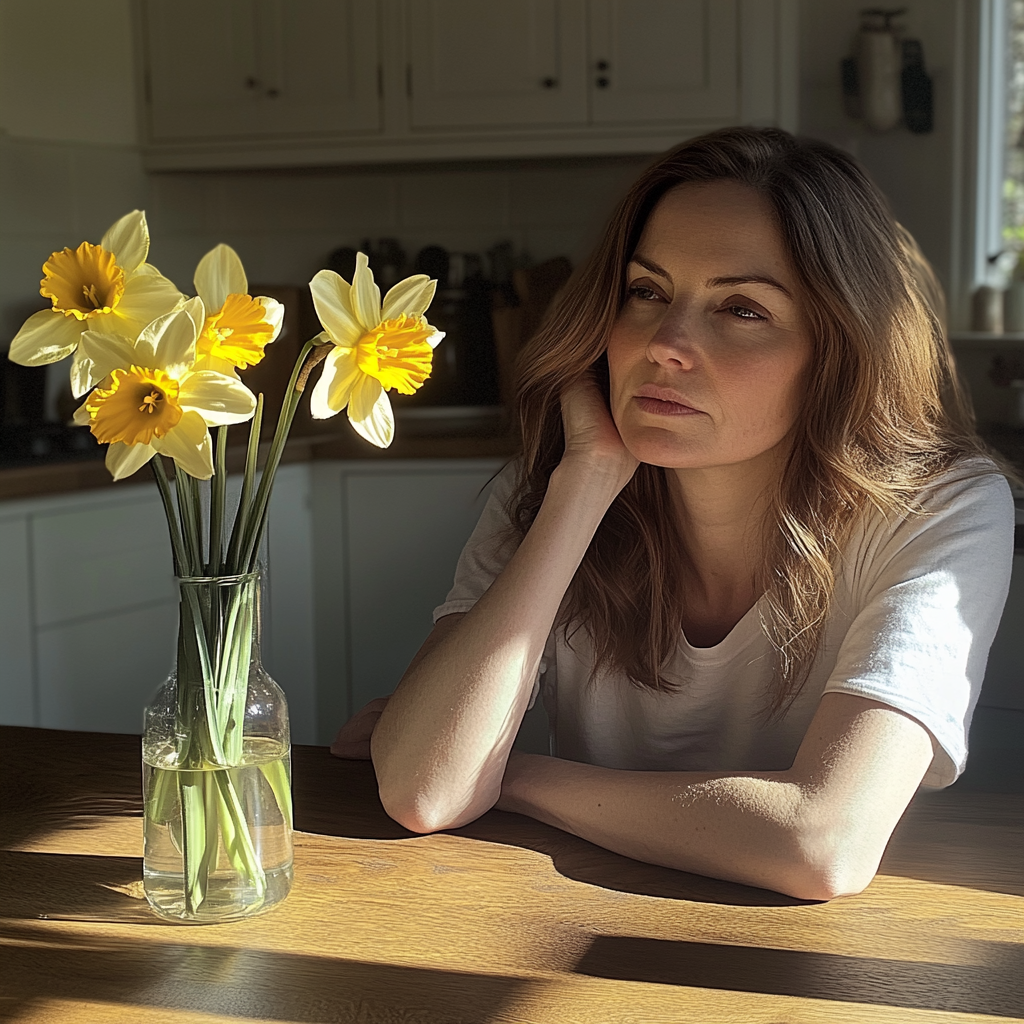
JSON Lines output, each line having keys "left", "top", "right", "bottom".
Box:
{"left": 1, "top": 725, "right": 1021, "bottom": 1024}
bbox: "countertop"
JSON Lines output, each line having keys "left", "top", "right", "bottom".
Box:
{"left": 0, "top": 417, "right": 519, "bottom": 502}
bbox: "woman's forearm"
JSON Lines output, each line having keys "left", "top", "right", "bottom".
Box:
{"left": 496, "top": 753, "right": 853, "bottom": 900}
{"left": 371, "top": 457, "right": 627, "bottom": 832}
{"left": 496, "top": 695, "right": 934, "bottom": 901}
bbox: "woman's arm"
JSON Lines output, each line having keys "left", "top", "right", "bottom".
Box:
{"left": 496, "top": 692, "right": 934, "bottom": 900}
{"left": 371, "top": 382, "right": 639, "bottom": 833}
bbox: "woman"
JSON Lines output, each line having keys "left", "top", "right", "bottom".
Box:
{"left": 334, "top": 127, "right": 1014, "bottom": 900}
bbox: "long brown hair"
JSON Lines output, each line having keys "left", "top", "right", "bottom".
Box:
{"left": 511, "top": 126, "right": 992, "bottom": 712}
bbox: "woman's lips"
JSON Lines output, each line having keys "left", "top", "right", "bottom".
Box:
{"left": 634, "top": 394, "right": 701, "bottom": 416}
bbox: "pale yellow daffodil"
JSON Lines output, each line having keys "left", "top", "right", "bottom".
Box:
{"left": 73, "top": 299, "right": 257, "bottom": 481}
{"left": 192, "top": 244, "right": 284, "bottom": 376}
{"left": 308, "top": 253, "right": 443, "bottom": 447}
{"left": 9, "top": 211, "right": 183, "bottom": 390}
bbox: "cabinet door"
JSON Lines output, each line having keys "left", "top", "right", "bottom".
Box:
{"left": 255, "top": 0, "right": 381, "bottom": 136}
{"left": 588, "top": 0, "right": 738, "bottom": 124}
{"left": 342, "top": 464, "right": 500, "bottom": 715}
{"left": 32, "top": 491, "right": 178, "bottom": 734}
{"left": 143, "top": 0, "right": 265, "bottom": 141}
{"left": 408, "top": 0, "right": 587, "bottom": 129}
{"left": 0, "top": 517, "right": 34, "bottom": 726}
{"left": 144, "top": 0, "right": 380, "bottom": 142}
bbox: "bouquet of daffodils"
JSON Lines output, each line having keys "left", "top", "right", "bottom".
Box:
{"left": 8, "top": 211, "right": 442, "bottom": 919}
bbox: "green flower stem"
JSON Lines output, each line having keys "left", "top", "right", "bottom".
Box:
{"left": 226, "top": 394, "right": 264, "bottom": 575}
{"left": 151, "top": 458, "right": 188, "bottom": 576}
{"left": 177, "top": 473, "right": 203, "bottom": 576}
{"left": 209, "top": 427, "right": 229, "bottom": 574}
{"left": 239, "top": 339, "right": 320, "bottom": 571}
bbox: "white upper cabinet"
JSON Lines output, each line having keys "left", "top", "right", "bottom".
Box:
{"left": 408, "top": 0, "right": 587, "bottom": 129}
{"left": 587, "top": 0, "right": 738, "bottom": 124}
{"left": 138, "top": 0, "right": 796, "bottom": 169}
{"left": 142, "top": 0, "right": 380, "bottom": 143}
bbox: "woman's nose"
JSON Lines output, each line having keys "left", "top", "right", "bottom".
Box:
{"left": 645, "top": 312, "right": 701, "bottom": 369}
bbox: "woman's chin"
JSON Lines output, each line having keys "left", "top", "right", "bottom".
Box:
{"left": 620, "top": 423, "right": 716, "bottom": 469}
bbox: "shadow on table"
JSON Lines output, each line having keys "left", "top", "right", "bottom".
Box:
{"left": 572, "top": 933, "right": 1024, "bottom": 1018}
{"left": 0, "top": 919, "right": 531, "bottom": 1024}
{"left": 294, "top": 747, "right": 812, "bottom": 908}
{"left": 0, "top": 727, "right": 142, "bottom": 851}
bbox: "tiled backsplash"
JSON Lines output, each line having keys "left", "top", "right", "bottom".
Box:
{"left": 0, "top": 132, "right": 647, "bottom": 346}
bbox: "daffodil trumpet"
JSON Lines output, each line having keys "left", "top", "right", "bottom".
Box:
{"left": 9, "top": 226, "right": 441, "bottom": 921}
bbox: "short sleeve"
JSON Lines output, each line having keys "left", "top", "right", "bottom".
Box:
{"left": 432, "top": 461, "right": 521, "bottom": 622}
{"left": 823, "top": 464, "right": 1014, "bottom": 787}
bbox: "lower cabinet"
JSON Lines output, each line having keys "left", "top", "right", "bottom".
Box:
{"left": 310, "top": 458, "right": 504, "bottom": 743}
{"left": 0, "top": 458, "right": 505, "bottom": 746}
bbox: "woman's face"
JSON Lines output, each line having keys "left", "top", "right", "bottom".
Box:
{"left": 606, "top": 181, "right": 813, "bottom": 473}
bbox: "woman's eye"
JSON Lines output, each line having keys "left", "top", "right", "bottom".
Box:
{"left": 726, "top": 304, "right": 766, "bottom": 321}
{"left": 627, "top": 283, "right": 661, "bottom": 301}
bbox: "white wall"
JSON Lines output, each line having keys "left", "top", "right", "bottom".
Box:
{"left": 799, "top": 1, "right": 971, "bottom": 325}
{"left": 0, "top": 0, "right": 147, "bottom": 344}
{"left": 0, "top": 0, "right": 138, "bottom": 147}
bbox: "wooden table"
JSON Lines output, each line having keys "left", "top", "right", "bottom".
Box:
{"left": 1, "top": 726, "right": 1022, "bottom": 1023}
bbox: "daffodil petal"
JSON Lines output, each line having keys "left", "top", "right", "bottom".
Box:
{"left": 195, "top": 244, "right": 247, "bottom": 313}
{"left": 153, "top": 410, "right": 214, "bottom": 479}
{"left": 178, "top": 370, "right": 256, "bottom": 425}
{"left": 192, "top": 352, "right": 240, "bottom": 377}
{"left": 137, "top": 306, "right": 198, "bottom": 377}
{"left": 347, "top": 373, "right": 393, "bottom": 447}
{"left": 309, "top": 270, "right": 362, "bottom": 344}
{"left": 105, "top": 439, "right": 157, "bottom": 481}
{"left": 72, "top": 399, "right": 92, "bottom": 426}
{"left": 381, "top": 275, "right": 436, "bottom": 321}
{"left": 256, "top": 295, "right": 285, "bottom": 344}
{"left": 428, "top": 329, "right": 445, "bottom": 349}
{"left": 109, "top": 266, "right": 184, "bottom": 337}
{"left": 309, "top": 346, "right": 359, "bottom": 419}
{"left": 350, "top": 253, "right": 382, "bottom": 330}
{"left": 71, "top": 330, "right": 136, "bottom": 397}
{"left": 100, "top": 211, "right": 150, "bottom": 275}
{"left": 8, "top": 309, "right": 84, "bottom": 365}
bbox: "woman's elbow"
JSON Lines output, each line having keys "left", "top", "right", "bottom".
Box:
{"left": 377, "top": 780, "right": 496, "bottom": 834}
{"left": 777, "top": 830, "right": 879, "bottom": 901}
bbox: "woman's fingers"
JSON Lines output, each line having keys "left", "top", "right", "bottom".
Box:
{"left": 560, "top": 374, "right": 639, "bottom": 486}
{"left": 330, "top": 696, "right": 391, "bottom": 759}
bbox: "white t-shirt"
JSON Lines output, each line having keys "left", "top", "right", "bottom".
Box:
{"left": 434, "top": 459, "right": 1015, "bottom": 788}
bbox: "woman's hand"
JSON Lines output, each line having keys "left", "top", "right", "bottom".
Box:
{"left": 560, "top": 373, "right": 639, "bottom": 491}
{"left": 330, "top": 696, "right": 390, "bottom": 759}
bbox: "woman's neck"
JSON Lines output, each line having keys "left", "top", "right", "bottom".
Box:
{"left": 667, "top": 453, "right": 781, "bottom": 646}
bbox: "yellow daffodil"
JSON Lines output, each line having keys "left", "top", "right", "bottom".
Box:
{"left": 73, "top": 299, "right": 256, "bottom": 481}
{"left": 308, "top": 253, "right": 443, "bottom": 447}
{"left": 9, "top": 211, "right": 183, "bottom": 387}
{"left": 192, "top": 244, "right": 284, "bottom": 376}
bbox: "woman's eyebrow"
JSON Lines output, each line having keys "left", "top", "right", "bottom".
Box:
{"left": 630, "top": 254, "right": 670, "bottom": 278}
{"left": 708, "top": 275, "right": 794, "bottom": 300}
{"left": 630, "top": 256, "right": 794, "bottom": 301}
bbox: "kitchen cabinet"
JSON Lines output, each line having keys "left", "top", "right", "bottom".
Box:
{"left": 310, "top": 458, "right": 503, "bottom": 743}
{"left": 0, "top": 458, "right": 505, "bottom": 745}
{"left": 0, "top": 468, "right": 319, "bottom": 741}
{"left": 138, "top": 0, "right": 798, "bottom": 170}
{"left": 141, "top": 0, "right": 381, "bottom": 144}
{"left": 0, "top": 517, "right": 33, "bottom": 726}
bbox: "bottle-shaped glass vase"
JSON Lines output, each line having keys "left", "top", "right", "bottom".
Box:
{"left": 142, "top": 570, "right": 293, "bottom": 923}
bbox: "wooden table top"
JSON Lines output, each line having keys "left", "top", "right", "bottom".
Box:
{"left": 1, "top": 726, "right": 1022, "bottom": 1024}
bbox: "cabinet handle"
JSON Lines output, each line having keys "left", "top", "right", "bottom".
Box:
{"left": 541, "top": 77, "right": 558, "bottom": 89}
{"left": 596, "top": 76, "right": 609, "bottom": 89}
{"left": 245, "top": 76, "right": 261, "bottom": 89}
{"left": 266, "top": 88, "right": 280, "bottom": 98}
{"left": 596, "top": 60, "right": 610, "bottom": 71}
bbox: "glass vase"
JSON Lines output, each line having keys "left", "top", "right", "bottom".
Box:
{"left": 142, "top": 570, "right": 293, "bottom": 923}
